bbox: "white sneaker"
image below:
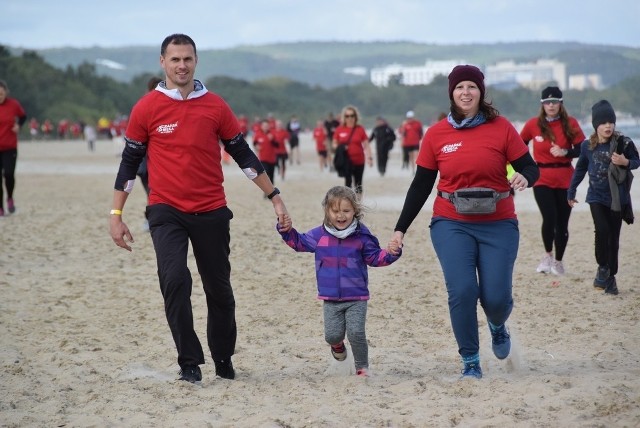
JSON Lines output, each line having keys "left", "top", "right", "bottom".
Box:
{"left": 536, "top": 254, "right": 552, "bottom": 273}
{"left": 551, "top": 260, "right": 565, "bottom": 275}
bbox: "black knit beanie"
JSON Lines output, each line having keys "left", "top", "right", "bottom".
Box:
{"left": 540, "top": 86, "right": 563, "bottom": 101}
{"left": 448, "top": 65, "right": 485, "bottom": 100}
{"left": 591, "top": 100, "right": 616, "bottom": 130}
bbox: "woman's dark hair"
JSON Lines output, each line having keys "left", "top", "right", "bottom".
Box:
{"left": 161, "top": 34, "right": 197, "bottom": 56}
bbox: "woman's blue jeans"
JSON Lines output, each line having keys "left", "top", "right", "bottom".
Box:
{"left": 430, "top": 218, "right": 518, "bottom": 359}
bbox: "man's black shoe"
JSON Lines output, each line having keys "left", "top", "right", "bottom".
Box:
{"left": 214, "top": 359, "right": 235, "bottom": 380}
{"left": 178, "top": 365, "right": 202, "bottom": 383}
{"left": 604, "top": 276, "right": 619, "bottom": 295}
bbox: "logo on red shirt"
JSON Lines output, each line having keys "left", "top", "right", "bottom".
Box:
{"left": 442, "top": 142, "right": 462, "bottom": 154}
{"left": 157, "top": 121, "right": 178, "bottom": 134}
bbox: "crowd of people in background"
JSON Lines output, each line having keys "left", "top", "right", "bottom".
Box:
{"left": 26, "top": 116, "right": 129, "bottom": 142}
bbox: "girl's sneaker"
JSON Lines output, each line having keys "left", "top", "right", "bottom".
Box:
{"left": 356, "top": 368, "right": 369, "bottom": 377}
{"left": 330, "top": 342, "right": 347, "bottom": 361}
{"left": 7, "top": 198, "right": 15, "bottom": 214}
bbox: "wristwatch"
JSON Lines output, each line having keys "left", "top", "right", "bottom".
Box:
{"left": 267, "top": 187, "right": 280, "bottom": 200}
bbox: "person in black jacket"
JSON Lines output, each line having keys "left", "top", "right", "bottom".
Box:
{"left": 369, "top": 116, "right": 396, "bottom": 176}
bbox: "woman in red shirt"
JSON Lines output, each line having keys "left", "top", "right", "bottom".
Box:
{"left": 253, "top": 119, "right": 279, "bottom": 187}
{"left": 520, "top": 86, "right": 585, "bottom": 276}
{"left": 389, "top": 65, "right": 539, "bottom": 380}
{"left": 332, "top": 105, "right": 373, "bottom": 196}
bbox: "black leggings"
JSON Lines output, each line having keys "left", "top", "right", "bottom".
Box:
{"left": 533, "top": 186, "right": 572, "bottom": 260}
{"left": 376, "top": 141, "right": 390, "bottom": 175}
{"left": 589, "top": 203, "right": 622, "bottom": 276}
{"left": 0, "top": 149, "right": 17, "bottom": 209}
{"left": 262, "top": 162, "right": 276, "bottom": 185}
{"left": 345, "top": 164, "right": 365, "bottom": 194}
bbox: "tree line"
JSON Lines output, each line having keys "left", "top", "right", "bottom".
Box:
{"left": 2, "top": 46, "right": 639, "bottom": 137}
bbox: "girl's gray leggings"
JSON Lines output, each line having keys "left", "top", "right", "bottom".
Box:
{"left": 323, "top": 300, "right": 368, "bottom": 370}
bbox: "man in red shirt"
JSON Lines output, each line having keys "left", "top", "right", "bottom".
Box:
{"left": 109, "top": 34, "right": 290, "bottom": 384}
{"left": 0, "top": 79, "right": 27, "bottom": 216}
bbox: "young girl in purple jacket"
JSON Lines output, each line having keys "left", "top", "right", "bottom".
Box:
{"left": 278, "top": 186, "right": 401, "bottom": 377}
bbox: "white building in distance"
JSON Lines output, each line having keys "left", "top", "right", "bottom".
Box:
{"left": 370, "top": 59, "right": 464, "bottom": 87}
{"left": 370, "top": 58, "right": 604, "bottom": 91}
{"left": 485, "top": 59, "right": 567, "bottom": 90}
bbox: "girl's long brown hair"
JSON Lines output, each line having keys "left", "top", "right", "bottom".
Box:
{"left": 537, "top": 104, "right": 578, "bottom": 144}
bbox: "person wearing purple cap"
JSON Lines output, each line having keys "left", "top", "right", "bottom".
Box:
{"left": 520, "top": 86, "right": 585, "bottom": 276}
{"left": 568, "top": 100, "right": 639, "bottom": 296}
{"left": 388, "top": 64, "right": 539, "bottom": 379}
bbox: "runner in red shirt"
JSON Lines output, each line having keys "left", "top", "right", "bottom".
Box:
{"left": 313, "top": 120, "right": 328, "bottom": 171}
{"left": 109, "top": 34, "right": 290, "bottom": 384}
{"left": 0, "top": 80, "right": 26, "bottom": 216}
{"left": 29, "top": 118, "right": 39, "bottom": 140}
{"left": 400, "top": 111, "right": 423, "bottom": 174}
{"left": 390, "top": 65, "right": 539, "bottom": 380}
{"left": 253, "top": 119, "right": 279, "bottom": 186}
{"left": 332, "top": 105, "right": 373, "bottom": 196}
{"left": 273, "top": 120, "right": 290, "bottom": 180}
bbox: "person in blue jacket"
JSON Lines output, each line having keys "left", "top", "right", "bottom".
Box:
{"left": 568, "top": 100, "right": 639, "bottom": 295}
{"left": 277, "top": 186, "right": 401, "bottom": 377}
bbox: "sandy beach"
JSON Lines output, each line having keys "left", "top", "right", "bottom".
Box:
{"left": 1, "top": 135, "right": 639, "bottom": 427}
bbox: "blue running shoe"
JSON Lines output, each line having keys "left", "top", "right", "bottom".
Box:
{"left": 489, "top": 323, "right": 511, "bottom": 360}
{"left": 460, "top": 362, "right": 482, "bottom": 379}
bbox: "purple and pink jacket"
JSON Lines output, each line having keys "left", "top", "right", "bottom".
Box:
{"left": 279, "top": 222, "right": 401, "bottom": 301}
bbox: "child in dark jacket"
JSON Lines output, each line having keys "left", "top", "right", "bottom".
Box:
{"left": 568, "top": 100, "right": 639, "bottom": 295}
{"left": 277, "top": 186, "right": 401, "bottom": 376}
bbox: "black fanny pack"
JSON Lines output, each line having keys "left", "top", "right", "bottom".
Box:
{"left": 438, "top": 188, "right": 510, "bottom": 215}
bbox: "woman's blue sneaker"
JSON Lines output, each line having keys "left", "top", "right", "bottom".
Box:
{"left": 489, "top": 323, "right": 511, "bottom": 360}
{"left": 460, "top": 362, "right": 482, "bottom": 379}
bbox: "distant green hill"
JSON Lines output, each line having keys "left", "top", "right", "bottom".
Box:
{"left": 9, "top": 41, "right": 640, "bottom": 88}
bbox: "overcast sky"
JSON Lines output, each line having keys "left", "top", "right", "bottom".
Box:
{"left": 3, "top": 0, "right": 639, "bottom": 50}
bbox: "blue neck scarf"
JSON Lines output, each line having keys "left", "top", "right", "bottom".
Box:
{"left": 448, "top": 112, "right": 487, "bottom": 129}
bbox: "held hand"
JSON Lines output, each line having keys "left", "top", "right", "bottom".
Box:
{"left": 568, "top": 199, "right": 578, "bottom": 208}
{"left": 387, "top": 231, "right": 404, "bottom": 255}
{"left": 278, "top": 213, "right": 292, "bottom": 232}
{"left": 272, "top": 196, "right": 291, "bottom": 232}
{"left": 611, "top": 152, "right": 629, "bottom": 167}
{"left": 509, "top": 172, "right": 528, "bottom": 192}
{"left": 109, "top": 216, "right": 134, "bottom": 251}
{"left": 549, "top": 143, "right": 567, "bottom": 157}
